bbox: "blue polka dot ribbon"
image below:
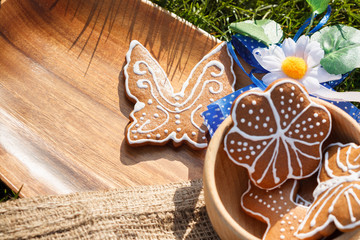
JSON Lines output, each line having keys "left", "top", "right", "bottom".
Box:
{"left": 202, "top": 5, "right": 359, "bottom": 137}
{"left": 202, "top": 84, "right": 257, "bottom": 137}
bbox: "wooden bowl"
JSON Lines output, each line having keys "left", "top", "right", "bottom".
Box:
{"left": 203, "top": 98, "right": 360, "bottom": 240}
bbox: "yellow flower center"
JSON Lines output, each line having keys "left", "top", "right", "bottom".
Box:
{"left": 281, "top": 57, "right": 307, "bottom": 80}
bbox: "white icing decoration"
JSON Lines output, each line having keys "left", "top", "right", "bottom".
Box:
{"left": 223, "top": 80, "right": 331, "bottom": 188}
{"left": 154, "top": 113, "right": 159, "bottom": 118}
{"left": 124, "top": 40, "right": 235, "bottom": 148}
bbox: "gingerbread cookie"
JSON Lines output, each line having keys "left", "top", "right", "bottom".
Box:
{"left": 296, "top": 143, "right": 360, "bottom": 239}
{"left": 124, "top": 40, "right": 236, "bottom": 149}
{"left": 242, "top": 179, "right": 309, "bottom": 240}
{"left": 224, "top": 79, "right": 331, "bottom": 189}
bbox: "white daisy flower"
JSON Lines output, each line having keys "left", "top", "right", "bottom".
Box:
{"left": 253, "top": 35, "right": 342, "bottom": 93}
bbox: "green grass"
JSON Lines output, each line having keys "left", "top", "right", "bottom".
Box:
{"left": 0, "top": 181, "right": 21, "bottom": 203}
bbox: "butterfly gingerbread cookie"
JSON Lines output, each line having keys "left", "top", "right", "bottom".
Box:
{"left": 296, "top": 143, "right": 360, "bottom": 239}
{"left": 224, "top": 79, "right": 332, "bottom": 189}
{"left": 124, "top": 40, "right": 236, "bottom": 149}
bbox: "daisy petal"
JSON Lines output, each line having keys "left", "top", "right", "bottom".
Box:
{"left": 262, "top": 72, "right": 287, "bottom": 85}
{"left": 299, "top": 76, "right": 320, "bottom": 92}
{"left": 282, "top": 38, "right": 296, "bottom": 57}
{"left": 295, "top": 36, "right": 310, "bottom": 59}
{"left": 307, "top": 67, "right": 342, "bottom": 83}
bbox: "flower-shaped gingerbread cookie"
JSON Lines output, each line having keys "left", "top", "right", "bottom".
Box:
{"left": 296, "top": 143, "right": 360, "bottom": 239}
{"left": 224, "top": 79, "right": 331, "bottom": 189}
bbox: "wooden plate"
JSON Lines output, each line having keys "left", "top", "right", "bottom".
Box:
{"left": 0, "top": 0, "right": 243, "bottom": 197}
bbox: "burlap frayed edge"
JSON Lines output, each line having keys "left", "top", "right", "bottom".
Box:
{"left": 0, "top": 179, "right": 219, "bottom": 240}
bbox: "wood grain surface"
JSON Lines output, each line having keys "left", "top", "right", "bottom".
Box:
{"left": 0, "top": 0, "right": 250, "bottom": 197}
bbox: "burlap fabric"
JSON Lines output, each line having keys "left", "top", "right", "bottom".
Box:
{"left": 0, "top": 179, "right": 219, "bottom": 239}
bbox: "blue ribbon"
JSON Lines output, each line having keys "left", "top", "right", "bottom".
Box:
{"left": 293, "top": 6, "right": 332, "bottom": 41}
{"left": 226, "top": 41, "right": 267, "bottom": 90}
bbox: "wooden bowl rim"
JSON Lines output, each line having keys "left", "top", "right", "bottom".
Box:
{"left": 203, "top": 97, "right": 360, "bottom": 239}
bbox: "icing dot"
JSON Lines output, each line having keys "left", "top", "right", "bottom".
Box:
{"left": 252, "top": 100, "right": 256, "bottom": 105}
{"left": 269, "top": 195, "right": 272, "bottom": 198}
{"left": 254, "top": 195, "right": 258, "bottom": 199}
{"left": 296, "top": 124, "right": 300, "bottom": 128}
{"left": 230, "top": 149, "right": 234, "bottom": 153}
{"left": 291, "top": 92, "right": 295, "bottom": 97}
{"left": 316, "top": 122, "right": 320, "bottom": 126}
{"left": 280, "top": 235, "right": 285, "bottom": 239}
{"left": 308, "top": 118, "right": 312, "bottom": 122}
{"left": 280, "top": 228, "right": 285, "bottom": 232}
{"left": 279, "top": 88, "right": 284, "bottom": 92}
{"left": 242, "top": 147, "right": 247, "bottom": 151}
{"left": 259, "top": 199, "right": 263, "bottom": 203}
{"left": 263, "top": 123, "right": 268, "bottom": 128}
{"left": 249, "top": 146, "right": 254, "bottom": 150}
{"left": 306, "top": 134, "right": 311, "bottom": 139}
{"left": 164, "top": 129, "right": 169, "bottom": 134}
{"left": 281, "top": 109, "right": 285, "bottom": 114}
{"left": 241, "top": 118, "right": 246, "bottom": 123}
{"left": 278, "top": 206, "right": 282, "bottom": 210}
{"left": 248, "top": 122, "right": 252, "bottom": 127}
{"left": 280, "top": 214, "right": 284, "bottom": 217}
{"left": 273, "top": 200, "right": 277, "bottom": 203}
{"left": 246, "top": 155, "right": 250, "bottom": 159}
{"left": 262, "top": 141, "right": 267, "bottom": 146}
{"left": 175, "top": 107, "right": 180, "bottom": 112}
{"left": 154, "top": 113, "right": 159, "bottom": 118}
{"left": 256, "top": 145, "right": 261, "bottom": 149}
{"left": 280, "top": 220, "right": 285, "bottom": 225}
{"left": 295, "top": 129, "right": 300, "bottom": 134}
{"left": 303, "top": 127, "right": 307, "bottom": 131}
{"left": 237, "top": 141, "right": 242, "bottom": 146}
{"left": 285, "top": 114, "right": 289, "bottom": 119}
{"left": 175, "top": 114, "right": 180, "bottom": 119}
{"left": 310, "top": 125, "right": 314, "bottom": 129}
{"left": 280, "top": 196, "right": 284, "bottom": 200}
{"left": 314, "top": 134, "right": 317, "bottom": 137}
{"left": 256, "top": 116, "right": 260, "bottom": 121}
{"left": 175, "top": 120, "right": 180, "bottom": 124}
{"left": 282, "top": 121, "right": 287, "bottom": 126}
{"left": 135, "top": 124, "right": 139, "bottom": 128}
{"left": 267, "top": 204, "right": 271, "bottom": 208}
{"left": 314, "top": 113, "right": 319, "bottom": 117}
{"left": 292, "top": 110, "right": 296, "bottom": 115}
{"left": 320, "top": 132, "right": 324, "bottom": 136}
{"left": 288, "top": 107, "right": 292, "bottom": 112}
{"left": 322, "top": 119, "right": 327, "bottom": 123}
{"left": 142, "top": 112, "right": 146, "bottom": 116}
{"left": 148, "top": 99, "right": 153, "bottom": 104}
{"left": 192, "top": 132, "right": 196, "bottom": 136}
{"left": 156, "top": 134, "right": 160, "bottom": 139}
{"left": 230, "top": 140, "right": 235, "bottom": 144}
{"left": 147, "top": 134, "right": 151, "bottom": 138}
{"left": 281, "top": 96, "right": 284, "bottom": 99}
{"left": 238, "top": 157, "right": 242, "bottom": 160}
{"left": 134, "top": 136, "right": 137, "bottom": 139}
{"left": 302, "top": 120, "right": 306, "bottom": 125}
{"left": 266, "top": 116, "right": 270, "bottom": 122}
{"left": 131, "top": 130, "right": 137, "bottom": 133}
{"left": 300, "top": 97, "right": 304, "bottom": 102}
{"left": 255, "top": 125, "right": 259, "bottom": 129}
{"left": 271, "top": 207, "right": 275, "bottom": 211}
{"left": 291, "top": 86, "right": 295, "bottom": 91}
{"left": 260, "top": 109, "right": 264, "bottom": 113}
{"left": 210, "top": 98, "right": 214, "bottom": 102}
{"left": 140, "top": 117, "right": 144, "bottom": 121}
{"left": 296, "top": 104, "right": 301, "bottom": 109}
{"left": 290, "top": 226, "right": 295, "bottom": 231}
{"left": 241, "top": 104, "right": 246, "bottom": 108}
{"left": 251, "top": 151, "right": 256, "bottom": 155}
{"left": 176, "top": 128, "right": 181, "bottom": 132}
{"left": 269, "top": 128, "right": 274, "bottom": 133}
{"left": 249, "top": 109, "right": 254, "bottom": 114}
{"left": 237, "top": 149, "right": 241, "bottom": 152}
{"left": 289, "top": 99, "right": 293, "bottom": 103}
{"left": 280, "top": 101, "right": 284, "bottom": 105}
{"left": 244, "top": 142, "right": 248, "bottom": 147}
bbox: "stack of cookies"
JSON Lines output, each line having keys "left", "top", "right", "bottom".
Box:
{"left": 224, "top": 79, "right": 360, "bottom": 240}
